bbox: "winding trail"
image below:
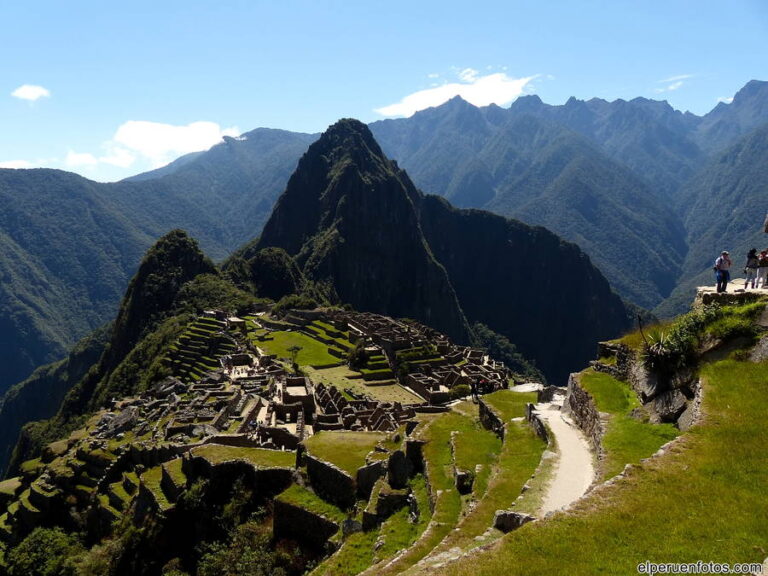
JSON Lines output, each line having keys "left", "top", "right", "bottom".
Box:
{"left": 534, "top": 401, "right": 595, "bottom": 514}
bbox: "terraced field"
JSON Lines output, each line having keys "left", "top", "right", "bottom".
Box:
{"left": 164, "top": 316, "right": 236, "bottom": 382}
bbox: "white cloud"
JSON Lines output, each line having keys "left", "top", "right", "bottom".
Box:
{"left": 654, "top": 74, "right": 694, "bottom": 94}
{"left": 427, "top": 73, "right": 439, "bottom": 79}
{"left": 655, "top": 80, "right": 685, "bottom": 93}
{"left": 457, "top": 67, "right": 479, "bottom": 82}
{"left": 66, "top": 150, "right": 99, "bottom": 167}
{"left": 98, "top": 146, "right": 136, "bottom": 168}
{"left": 375, "top": 71, "right": 537, "bottom": 118}
{"left": 11, "top": 84, "right": 50, "bottom": 102}
{"left": 659, "top": 74, "right": 694, "bottom": 83}
{"left": 0, "top": 160, "right": 34, "bottom": 169}
{"left": 717, "top": 96, "right": 734, "bottom": 104}
{"left": 111, "top": 120, "right": 240, "bottom": 167}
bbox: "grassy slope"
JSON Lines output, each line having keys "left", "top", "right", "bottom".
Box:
{"left": 579, "top": 370, "right": 679, "bottom": 479}
{"left": 304, "top": 431, "right": 385, "bottom": 476}
{"left": 257, "top": 331, "right": 340, "bottom": 366}
{"left": 444, "top": 359, "right": 768, "bottom": 575}
{"left": 190, "top": 445, "right": 295, "bottom": 468}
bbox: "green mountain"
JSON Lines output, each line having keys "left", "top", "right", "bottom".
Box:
{"left": 3, "top": 80, "right": 768, "bottom": 400}
{"left": 418, "top": 195, "right": 632, "bottom": 385}
{"left": 257, "top": 119, "right": 634, "bottom": 383}
{"left": 656, "top": 124, "right": 768, "bottom": 317}
{"left": 5, "top": 231, "right": 258, "bottom": 475}
{"left": 256, "top": 119, "right": 471, "bottom": 343}
{"left": 0, "top": 129, "right": 313, "bottom": 395}
{"left": 694, "top": 79, "right": 768, "bottom": 153}
{"left": 372, "top": 107, "right": 687, "bottom": 309}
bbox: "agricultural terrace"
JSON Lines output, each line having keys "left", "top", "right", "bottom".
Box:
{"left": 303, "top": 431, "right": 386, "bottom": 476}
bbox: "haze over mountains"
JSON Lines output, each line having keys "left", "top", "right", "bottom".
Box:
{"left": 1, "top": 79, "right": 768, "bottom": 396}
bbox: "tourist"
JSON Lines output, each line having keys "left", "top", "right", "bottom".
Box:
{"left": 758, "top": 250, "right": 768, "bottom": 288}
{"left": 471, "top": 378, "right": 480, "bottom": 402}
{"left": 744, "top": 248, "right": 759, "bottom": 289}
{"left": 714, "top": 250, "right": 732, "bottom": 293}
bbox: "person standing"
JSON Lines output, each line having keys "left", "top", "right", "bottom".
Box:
{"left": 758, "top": 250, "right": 768, "bottom": 288}
{"left": 714, "top": 250, "right": 732, "bottom": 293}
{"left": 745, "top": 248, "right": 759, "bottom": 289}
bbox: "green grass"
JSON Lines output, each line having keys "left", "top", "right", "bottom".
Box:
{"left": 304, "top": 431, "right": 384, "bottom": 476}
{"left": 19, "top": 458, "right": 43, "bottom": 475}
{"left": 276, "top": 484, "right": 347, "bottom": 524}
{"left": 580, "top": 370, "right": 679, "bottom": 479}
{"left": 0, "top": 478, "right": 21, "bottom": 497}
{"left": 373, "top": 411, "right": 475, "bottom": 575}
{"left": 482, "top": 389, "right": 538, "bottom": 420}
{"left": 164, "top": 458, "right": 186, "bottom": 486}
{"left": 413, "top": 420, "right": 546, "bottom": 570}
{"left": 444, "top": 359, "right": 768, "bottom": 575}
{"left": 257, "top": 330, "right": 340, "bottom": 366}
{"left": 109, "top": 481, "right": 132, "bottom": 504}
{"left": 579, "top": 370, "right": 640, "bottom": 414}
{"left": 376, "top": 474, "right": 431, "bottom": 559}
{"left": 312, "top": 530, "right": 379, "bottom": 576}
{"left": 304, "top": 367, "right": 422, "bottom": 405}
{"left": 141, "top": 466, "right": 172, "bottom": 511}
{"left": 190, "top": 445, "right": 295, "bottom": 468}
{"left": 704, "top": 302, "right": 764, "bottom": 341}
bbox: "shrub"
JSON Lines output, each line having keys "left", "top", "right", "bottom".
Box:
{"left": 450, "top": 384, "right": 471, "bottom": 400}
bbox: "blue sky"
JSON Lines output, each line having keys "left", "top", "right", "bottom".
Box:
{"left": 1, "top": 0, "right": 767, "bottom": 181}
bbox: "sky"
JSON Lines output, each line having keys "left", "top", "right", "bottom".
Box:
{"left": 1, "top": 0, "right": 767, "bottom": 182}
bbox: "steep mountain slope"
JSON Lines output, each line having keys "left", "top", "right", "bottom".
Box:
{"left": 3, "top": 80, "right": 767, "bottom": 397}
{"left": 0, "top": 129, "right": 312, "bottom": 394}
{"left": 6, "top": 232, "right": 258, "bottom": 474}
{"left": 257, "top": 119, "right": 634, "bottom": 383}
{"left": 257, "top": 119, "right": 471, "bottom": 343}
{"left": 0, "top": 170, "right": 154, "bottom": 393}
{"left": 656, "top": 124, "right": 768, "bottom": 316}
{"left": 419, "top": 196, "right": 632, "bottom": 384}
{"left": 695, "top": 80, "right": 768, "bottom": 153}
{"left": 0, "top": 325, "right": 109, "bottom": 476}
{"left": 373, "top": 109, "right": 687, "bottom": 309}
{"left": 505, "top": 94, "right": 704, "bottom": 198}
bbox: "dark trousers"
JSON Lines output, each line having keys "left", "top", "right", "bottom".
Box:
{"left": 716, "top": 270, "right": 730, "bottom": 293}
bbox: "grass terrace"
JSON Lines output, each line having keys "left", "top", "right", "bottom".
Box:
{"left": 303, "top": 431, "right": 385, "bottom": 477}
{"left": 190, "top": 445, "right": 295, "bottom": 468}
{"left": 444, "top": 358, "right": 768, "bottom": 575}
{"left": 304, "top": 367, "right": 423, "bottom": 405}
{"left": 141, "top": 466, "right": 173, "bottom": 512}
{"left": 579, "top": 370, "right": 679, "bottom": 479}
{"left": 0, "top": 478, "right": 21, "bottom": 499}
{"left": 257, "top": 331, "right": 341, "bottom": 367}
{"left": 165, "top": 317, "right": 237, "bottom": 382}
{"left": 373, "top": 410, "right": 479, "bottom": 575}
{"left": 483, "top": 389, "right": 538, "bottom": 420}
{"left": 276, "top": 484, "right": 347, "bottom": 524}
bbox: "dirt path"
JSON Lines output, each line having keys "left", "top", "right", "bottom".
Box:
{"left": 535, "top": 402, "right": 595, "bottom": 514}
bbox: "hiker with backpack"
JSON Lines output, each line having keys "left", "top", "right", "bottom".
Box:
{"left": 714, "top": 250, "right": 732, "bottom": 293}
{"left": 744, "top": 248, "right": 759, "bottom": 289}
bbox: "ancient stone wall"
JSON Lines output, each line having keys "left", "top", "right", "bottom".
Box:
{"left": 525, "top": 403, "right": 549, "bottom": 444}
{"left": 562, "top": 373, "right": 603, "bottom": 456}
{"left": 478, "top": 398, "right": 505, "bottom": 440}
{"left": 183, "top": 454, "right": 293, "bottom": 499}
{"left": 273, "top": 499, "right": 340, "bottom": 550}
{"left": 304, "top": 454, "right": 356, "bottom": 509}
{"left": 356, "top": 461, "right": 384, "bottom": 500}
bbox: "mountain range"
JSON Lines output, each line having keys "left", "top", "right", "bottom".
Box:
{"left": 0, "top": 120, "right": 633, "bottom": 475}
{"left": 1, "top": 79, "right": 768, "bottom": 397}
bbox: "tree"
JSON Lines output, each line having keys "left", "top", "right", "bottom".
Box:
{"left": 287, "top": 345, "right": 302, "bottom": 371}
{"left": 6, "top": 527, "right": 84, "bottom": 576}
